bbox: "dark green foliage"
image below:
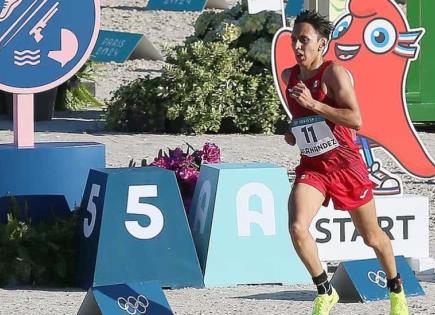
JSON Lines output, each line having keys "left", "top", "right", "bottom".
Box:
{"left": 105, "top": 76, "right": 167, "bottom": 132}
{"left": 56, "top": 61, "right": 103, "bottom": 111}
{"left": 0, "top": 200, "right": 78, "bottom": 287}
{"left": 105, "top": 0, "right": 287, "bottom": 134}
{"left": 163, "top": 41, "right": 281, "bottom": 134}
{"left": 190, "top": 0, "right": 282, "bottom": 70}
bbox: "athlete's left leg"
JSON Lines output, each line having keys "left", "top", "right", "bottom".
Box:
{"left": 349, "top": 199, "right": 396, "bottom": 278}
{"left": 349, "top": 199, "right": 408, "bottom": 315}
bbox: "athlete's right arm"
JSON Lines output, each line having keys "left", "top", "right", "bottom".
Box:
{"left": 281, "top": 68, "right": 296, "bottom": 146}
{"left": 281, "top": 68, "right": 291, "bottom": 85}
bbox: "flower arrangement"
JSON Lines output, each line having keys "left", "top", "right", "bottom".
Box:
{"left": 149, "top": 143, "right": 221, "bottom": 212}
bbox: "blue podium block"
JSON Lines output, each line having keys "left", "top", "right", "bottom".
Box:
{"left": 0, "top": 142, "right": 105, "bottom": 217}
{"left": 145, "top": 0, "right": 207, "bottom": 12}
{"left": 77, "top": 281, "right": 173, "bottom": 315}
{"left": 188, "top": 163, "right": 310, "bottom": 287}
{"left": 77, "top": 167, "right": 204, "bottom": 289}
{"left": 331, "top": 256, "right": 425, "bottom": 302}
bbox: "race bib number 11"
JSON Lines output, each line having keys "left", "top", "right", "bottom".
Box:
{"left": 291, "top": 116, "right": 339, "bottom": 157}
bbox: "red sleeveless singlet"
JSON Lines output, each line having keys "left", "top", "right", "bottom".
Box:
{"left": 285, "top": 60, "right": 364, "bottom": 173}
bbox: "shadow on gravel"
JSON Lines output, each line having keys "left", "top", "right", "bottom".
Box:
{"left": 0, "top": 110, "right": 105, "bottom": 134}
{"left": 101, "top": 5, "right": 145, "bottom": 11}
{"left": 236, "top": 290, "right": 316, "bottom": 302}
{"left": 133, "top": 68, "right": 163, "bottom": 74}
{"left": 1, "top": 286, "right": 85, "bottom": 293}
{"left": 414, "top": 124, "right": 435, "bottom": 133}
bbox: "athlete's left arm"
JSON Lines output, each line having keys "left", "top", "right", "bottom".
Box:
{"left": 289, "top": 64, "right": 362, "bottom": 130}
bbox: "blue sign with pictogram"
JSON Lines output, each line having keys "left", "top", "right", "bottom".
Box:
{"left": 0, "top": 0, "right": 100, "bottom": 93}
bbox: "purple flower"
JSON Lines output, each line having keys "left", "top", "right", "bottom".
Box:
{"left": 169, "top": 147, "right": 184, "bottom": 159}
{"left": 177, "top": 166, "right": 199, "bottom": 182}
{"left": 148, "top": 143, "right": 221, "bottom": 214}
{"left": 201, "top": 142, "right": 221, "bottom": 164}
{"left": 151, "top": 156, "right": 171, "bottom": 169}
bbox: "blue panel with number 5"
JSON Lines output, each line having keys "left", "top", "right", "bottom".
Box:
{"left": 145, "top": 0, "right": 207, "bottom": 12}
{"left": 77, "top": 167, "right": 204, "bottom": 289}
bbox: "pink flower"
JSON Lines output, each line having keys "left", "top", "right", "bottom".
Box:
{"left": 151, "top": 156, "right": 171, "bottom": 169}
{"left": 201, "top": 142, "right": 221, "bottom": 164}
{"left": 147, "top": 143, "right": 221, "bottom": 214}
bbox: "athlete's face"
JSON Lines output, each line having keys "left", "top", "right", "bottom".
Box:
{"left": 291, "top": 23, "right": 326, "bottom": 67}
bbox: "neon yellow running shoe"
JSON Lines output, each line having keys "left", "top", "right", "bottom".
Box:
{"left": 390, "top": 289, "right": 408, "bottom": 315}
{"left": 312, "top": 287, "right": 339, "bottom": 315}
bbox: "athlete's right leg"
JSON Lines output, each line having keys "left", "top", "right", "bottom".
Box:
{"left": 288, "top": 182, "right": 325, "bottom": 276}
{"left": 289, "top": 183, "right": 339, "bottom": 315}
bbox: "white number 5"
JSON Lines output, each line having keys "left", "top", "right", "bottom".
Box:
{"left": 125, "top": 185, "right": 164, "bottom": 239}
{"left": 83, "top": 184, "right": 100, "bottom": 238}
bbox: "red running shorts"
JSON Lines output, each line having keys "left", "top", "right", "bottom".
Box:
{"left": 294, "top": 162, "right": 375, "bottom": 210}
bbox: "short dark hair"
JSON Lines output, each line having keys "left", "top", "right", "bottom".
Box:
{"left": 294, "top": 10, "right": 334, "bottom": 39}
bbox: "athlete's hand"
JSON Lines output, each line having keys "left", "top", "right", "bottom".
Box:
{"left": 284, "top": 131, "right": 296, "bottom": 146}
{"left": 289, "top": 81, "right": 316, "bottom": 110}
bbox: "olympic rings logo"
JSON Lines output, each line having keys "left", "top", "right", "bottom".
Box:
{"left": 117, "top": 295, "right": 149, "bottom": 315}
{"left": 367, "top": 270, "right": 387, "bottom": 288}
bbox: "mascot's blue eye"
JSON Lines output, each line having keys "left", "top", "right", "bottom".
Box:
{"left": 364, "top": 19, "right": 397, "bottom": 53}
{"left": 332, "top": 15, "right": 352, "bottom": 40}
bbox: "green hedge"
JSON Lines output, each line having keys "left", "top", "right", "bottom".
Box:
{"left": 105, "top": 0, "right": 287, "bottom": 134}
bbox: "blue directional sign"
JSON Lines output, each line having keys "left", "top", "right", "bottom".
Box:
{"left": 285, "top": 0, "right": 304, "bottom": 17}
{"left": 0, "top": 0, "right": 100, "bottom": 93}
{"left": 91, "top": 30, "right": 142, "bottom": 63}
{"left": 91, "top": 30, "right": 163, "bottom": 63}
{"left": 145, "top": 0, "right": 207, "bottom": 12}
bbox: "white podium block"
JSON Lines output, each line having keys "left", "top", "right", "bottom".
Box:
{"left": 406, "top": 257, "right": 435, "bottom": 273}
{"left": 310, "top": 195, "right": 429, "bottom": 263}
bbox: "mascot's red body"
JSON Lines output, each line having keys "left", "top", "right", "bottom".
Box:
{"left": 273, "top": 0, "right": 435, "bottom": 178}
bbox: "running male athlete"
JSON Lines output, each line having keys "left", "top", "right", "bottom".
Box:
{"left": 282, "top": 10, "right": 408, "bottom": 315}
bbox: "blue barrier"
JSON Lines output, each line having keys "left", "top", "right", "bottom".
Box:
{"left": 77, "top": 281, "right": 173, "bottom": 315}
{"left": 0, "top": 142, "right": 105, "bottom": 217}
{"left": 331, "top": 256, "right": 425, "bottom": 302}
{"left": 188, "top": 163, "right": 310, "bottom": 287}
{"left": 76, "top": 167, "right": 204, "bottom": 289}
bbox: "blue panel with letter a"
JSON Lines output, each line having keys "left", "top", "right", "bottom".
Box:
{"left": 188, "top": 163, "right": 310, "bottom": 287}
{"left": 77, "top": 281, "right": 173, "bottom": 315}
{"left": 76, "top": 167, "right": 204, "bottom": 289}
{"left": 331, "top": 256, "right": 424, "bottom": 302}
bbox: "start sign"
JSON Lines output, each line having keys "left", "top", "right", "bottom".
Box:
{"left": 0, "top": 0, "right": 100, "bottom": 93}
